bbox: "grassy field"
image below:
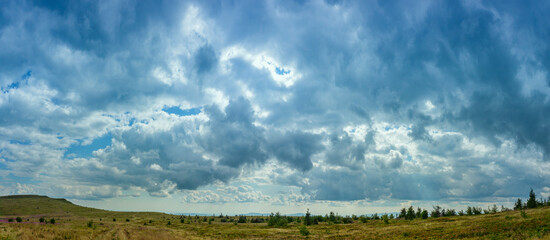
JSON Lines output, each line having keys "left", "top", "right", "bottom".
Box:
{"left": 1, "top": 195, "right": 549, "bottom": 239}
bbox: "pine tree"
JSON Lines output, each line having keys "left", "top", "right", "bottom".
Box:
{"left": 406, "top": 206, "right": 415, "bottom": 220}
{"left": 399, "top": 208, "right": 407, "bottom": 219}
{"left": 304, "top": 209, "right": 312, "bottom": 226}
{"left": 514, "top": 198, "right": 523, "bottom": 210}
{"left": 527, "top": 188, "right": 537, "bottom": 209}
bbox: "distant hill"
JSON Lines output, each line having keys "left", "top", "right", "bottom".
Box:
{"left": 0, "top": 195, "right": 107, "bottom": 216}
{"left": 0, "top": 195, "right": 166, "bottom": 219}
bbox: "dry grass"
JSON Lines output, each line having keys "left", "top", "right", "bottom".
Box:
{"left": 1, "top": 195, "right": 550, "bottom": 239}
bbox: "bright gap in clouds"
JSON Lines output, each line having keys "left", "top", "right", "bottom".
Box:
{"left": 0, "top": 0, "right": 550, "bottom": 215}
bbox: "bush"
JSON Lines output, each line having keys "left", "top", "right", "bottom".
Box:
{"left": 8, "top": 218, "right": 13, "bottom": 222}
{"left": 342, "top": 216, "right": 353, "bottom": 224}
{"left": 180, "top": 218, "right": 185, "bottom": 224}
{"left": 521, "top": 210, "right": 528, "bottom": 218}
{"left": 250, "top": 218, "right": 265, "bottom": 223}
{"left": 113, "top": 218, "right": 116, "bottom": 222}
{"left": 359, "top": 215, "right": 368, "bottom": 223}
{"left": 50, "top": 218, "right": 55, "bottom": 224}
{"left": 382, "top": 214, "right": 389, "bottom": 224}
{"left": 299, "top": 225, "right": 310, "bottom": 236}
{"left": 167, "top": 221, "right": 171, "bottom": 225}
{"left": 238, "top": 215, "right": 247, "bottom": 223}
{"left": 126, "top": 218, "right": 130, "bottom": 222}
{"left": 268, "top": 212, "right": 288, "bottom": 227}
{"left": 87, "top": 220, "right": 94, "bottom": 228}
{"left": 16, "top": 217, "right": 22, "bottom": 223}
{"left": 39, "top": 217, "right": 45, "bottom": 223}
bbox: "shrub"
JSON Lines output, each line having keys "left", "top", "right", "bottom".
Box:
{"left": 16, "top": 217, "right": 22, "bottom": 223}
{"left": 8, "top": 219, "right": 13, "bottom": 222}
{"left": 382, "top": 214, "right": 389, "bottom": 224}
{"left": 50, "top": 218, "right": 55, "bottom": 224}
{"left": 167, "top": 221, "right": 171, "bottom": 225}
{"left": 238, "top": 215, "right": 247, "bottom": 223}
{"left": 221, "top": 218, "right": 227, "bottom": 223}
{"left": 87, "top": 220, "right": 94, "bottom": 228}
{"left": 521, "top": 210, "right": 528, "bottom": 218}
{"left": 250, "top": 218, "right": 265, "bottom": 223}
{"left": 268, "top": 212, "right": 288, "bottom": 227}
{"left": 39, "top": 217, "right": 45, "bottom": 223}
{"left": 299, "top": 225, "right": 310, "bottom": 236}
{"left": 359, "top": 215, "right": 368, "bottom": 223}
{"left": 342, "top": 216, "right": 353, "bottom": 224}
{"left": 126, "top": 218, "right": 130, "bottom": 222}
{"left": 113, "top": 218, "right": 116, "bottom": 222}
{"left": 180, "top": 218, "right": 185, "bottom": 224}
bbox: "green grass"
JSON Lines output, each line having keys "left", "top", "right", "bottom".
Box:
{"left": 1, "top": 195, "right": 550, "bottom": 239}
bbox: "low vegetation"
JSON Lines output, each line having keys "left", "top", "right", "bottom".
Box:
{"left": 0, "top": 189, "right": 549, "bottom": 239}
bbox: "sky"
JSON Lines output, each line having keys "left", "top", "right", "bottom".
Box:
{"left": 1, "top": 0, "right": 550, "bottom": 215}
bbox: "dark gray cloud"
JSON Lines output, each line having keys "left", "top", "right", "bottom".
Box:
{"left": 1, "top": 0, "right": 550, "bottom": 204}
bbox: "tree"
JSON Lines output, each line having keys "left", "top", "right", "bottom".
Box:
{"left": 304, "top": 209, "right": 312, "bottom": 226}
{"left": 399, "top": 208, "right": 407, "bottom": 219}
{"left": 406, "top": 206, "right": 415, "bottom": 220}
{"left": 514, "top": 198, "right": 523, "bottom": 210}
{"left": 16, "top": 217, "right": 22, "bottom": 223}
{"left": 466, "top": 206, "right": 473, "bottom": 215}
{"left": 431, "top": 206, "right": 442, "bottom": 218}
{"left": 527, "top": 188, "right": 537, "bottom": 209}
{"left": 50, "top": 218, "right": 55, "bottom": 224}
{"left": 421, "top": 210, "right": 429, "bottom": 219}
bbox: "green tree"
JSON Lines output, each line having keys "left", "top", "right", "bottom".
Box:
{"left": 399, "top": 208, "right": 407, "bottom": 219}
{"left": 421, "top": 210, "right": 429, "bottom": 219}
{"left": 527, "top": 188, "right": 537, "bottom": 209}
{"left": 466, "top": 206, "right": 473, "bottom": 215}
{"left": 304, "top": 209, "right": 312, "bottom": 226}
{"left": 406, "top": 206, "right": 415, "bottom": 220}
{"left": 16, "top": 217, "right": 22, "bottom": 223}
{"left": 416, "top": 207, "right": 422, "bottom": 219}
{"left": 431, "top": 206, "right": 442, "bottom": 218}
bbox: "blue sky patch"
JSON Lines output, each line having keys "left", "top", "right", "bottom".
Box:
{"left": 64, "top": 132, "right": 112, "bottom": 159}
{"left": 9, "top": 139, "right": 31, "bottom": 145}
{"left": 275, "top": 67, "right": 290, "bottom": 75}
{"left": 162, "top": 106, "right": 201, "bottom": 116}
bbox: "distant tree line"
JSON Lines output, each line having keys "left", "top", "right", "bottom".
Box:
{"left": 514, "top": 188, "right": 550, "bottom": 210}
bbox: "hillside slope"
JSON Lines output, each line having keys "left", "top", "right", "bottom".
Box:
{"left": 0, "top": 195, "right": 106, "bottom": 216}
{"left": 1, "top": 195, "right": 550, "bottom": 239}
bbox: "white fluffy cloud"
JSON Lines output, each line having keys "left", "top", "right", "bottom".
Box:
{"left": 1, "top": 0, "right": 550, "bottom": 213}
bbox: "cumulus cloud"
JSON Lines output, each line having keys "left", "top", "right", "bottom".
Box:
{"left": 1, "top": 0, "right": 550, "bottom": 210}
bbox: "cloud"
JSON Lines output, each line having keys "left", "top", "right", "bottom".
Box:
{"left": 1, "top": 0, "right": 550, "bottom": 209}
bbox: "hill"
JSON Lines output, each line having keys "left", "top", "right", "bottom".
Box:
{"left": 0, "top": 195, "right": 549, "bottom": 239}
{"left": 0, "top": 195, "right": 108, "bottom": 216}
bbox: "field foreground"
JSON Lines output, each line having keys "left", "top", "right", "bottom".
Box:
{"left": 1, "top": 195, "right": 549, "bottom": 239}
